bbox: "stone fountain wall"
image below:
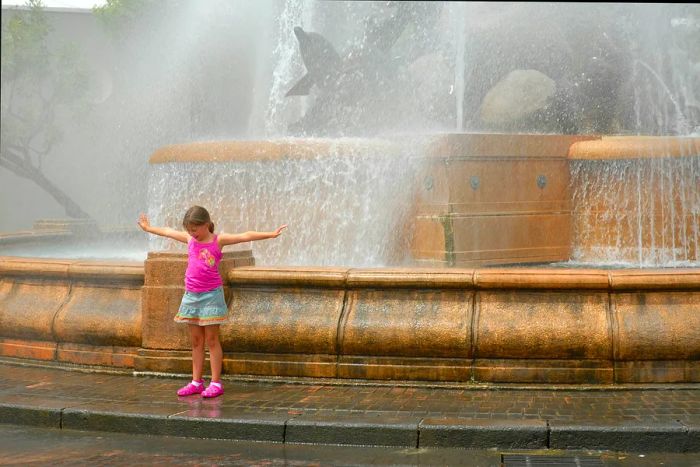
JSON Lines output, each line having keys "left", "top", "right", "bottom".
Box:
{"left": 412, "top": 134, "right": 700, "bottom": 267}
{"left": 411, "top": 134, "right": 596, "bottom": 266}
{"left": 1, "top": 134, "right": 698, "bottom": 383}
{"left": 1, "top": 254, "right": 698, "bottom": 384}
{"left": 0, "top": 257, "right": 143, "bottom": 368}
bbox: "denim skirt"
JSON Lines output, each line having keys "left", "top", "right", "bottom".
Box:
{"left": 175, "top": 286, "right": 229, "bottom": 326}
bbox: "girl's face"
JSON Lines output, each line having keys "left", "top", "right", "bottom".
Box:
{"left": 186, "top": 223, "right": 211, "bottom": 242}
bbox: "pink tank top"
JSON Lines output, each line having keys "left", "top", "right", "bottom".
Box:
{"left": 184, "top": 235, "right": 223, "bottom": 292}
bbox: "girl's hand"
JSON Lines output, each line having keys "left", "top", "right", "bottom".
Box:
{"left": 137, "top": 213, "right": 151, "bottom": 232}
{"left": 273, "top": 224, "right": 288, "bottom": 237}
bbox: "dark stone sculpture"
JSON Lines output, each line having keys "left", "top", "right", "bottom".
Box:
{"left": 285, "top": 3, "right": 690, "bottom": 137}
{"left": 285, "top": 3, "right": 443, "bottom": 136}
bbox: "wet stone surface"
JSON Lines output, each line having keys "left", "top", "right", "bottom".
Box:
{"left": 0, "top": 360, "right": 698, "bottom": 452}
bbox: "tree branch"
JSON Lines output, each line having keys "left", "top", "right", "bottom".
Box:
{"left": 1, "top": 147, "right": 91, "bottom": 219}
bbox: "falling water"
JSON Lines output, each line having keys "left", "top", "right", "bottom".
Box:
{"left": 451, "top": 3, "right": 466, "bottom": 131}
{"left": 3, "top": 2, "right": 699, "bottom": 267}
{"left": 147, "top": 137, "right": 427, "bottom": 267}
{"left": 570, "top": 155, "right": 700, "bottom": 267}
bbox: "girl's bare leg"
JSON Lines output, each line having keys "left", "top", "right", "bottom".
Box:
{"left": 204, "top": 325, "right": 223, "bottom": 381}
{"left": 189, "top": 325, "right": 206, "bottom": 381}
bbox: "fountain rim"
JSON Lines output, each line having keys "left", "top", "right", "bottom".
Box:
{"left": 568, "top": 136, "right": 700, "bottom": 160}
{"left": 148, "top": 134, "right": 700, "bottom": 164}
{"left": 2, "top": 255, "right": 698, "bottom": 291}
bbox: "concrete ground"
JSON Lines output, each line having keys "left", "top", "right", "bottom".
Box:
{"left": 0, "top": 359, "right": 698, "bottom": 456}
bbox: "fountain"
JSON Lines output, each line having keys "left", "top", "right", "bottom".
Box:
{"left": 1, "top": 2, "right": 698, "bottom": 384}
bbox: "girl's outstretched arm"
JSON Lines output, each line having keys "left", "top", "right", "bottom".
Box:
{"left": 137, "top": 213, "right": 189, "bottom": 244}
{"left": 218, "top": 224, "right": 287, "bottom": 247}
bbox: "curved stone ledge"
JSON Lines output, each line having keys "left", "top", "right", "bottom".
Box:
{"left": 475, "top": 268, "right": 610, "bottom": 289}
{"left": 568, "top": 136, "right": 700, "bottom": 160}
{"left": 346, "top": 268, "right": 475, "bottom": 289}
{"left": 219, "top": 266, "right": 699, "bottom": 383}
{"left": 0, "top": 257, "right": 144, "bottom": 283}
{"left": 609, "top": 269, "right": 700, "bottom": 290}
{"left": 0, "top": 257, "right": 143, "bottom": 368}
{"left": 424, "top": 133, "right": 598, "bottom": 159}
{"left": 0, "top": 257, "right": 73, "bottom": 279}
{"left": 0, "top": 281, "right": 69, "bottom": 342}
{"left": 149, "top": 139, "right": 400, "bottom": 164}
{"left": 1, "top": 257, "right": 698, "bottom": 383}
{"left": 0, "top": 230, "right": 71, "bottom": 244}
{"left": 228, "top": 267, "right": 348, "bottom": 288}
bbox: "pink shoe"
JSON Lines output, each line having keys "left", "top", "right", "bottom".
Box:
{"left": 202, "top": 381, "right": 224, "bottom": 398}
{"left": 177, "top": 380, "right": 204, "bottom": 396}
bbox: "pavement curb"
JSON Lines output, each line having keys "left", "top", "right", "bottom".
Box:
{"left": 419, "top": 418, "right": 548, "bottom": 449}
{"left": 2, "top": 402, "right": 698, "bottom": 452}
{"left": 549, "top": 420, "right": 698, "bottom": 453}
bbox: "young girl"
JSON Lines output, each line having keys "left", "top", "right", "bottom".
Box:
{"left": 138, "top": 206, "right": 287, "bottom": 398}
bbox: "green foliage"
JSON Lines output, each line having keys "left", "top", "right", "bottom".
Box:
{"left": 1, "top": 0, "right": 50, "bottom": 86}
{"left": 1, "top": 0, "right": 90, "bottom": 153}
{"left": 92, "top": 0, "right": 149, "bottom": 39}
{"left": 93, "top": 0, "right": 185, "bottom": 46}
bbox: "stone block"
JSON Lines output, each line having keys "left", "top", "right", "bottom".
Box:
{"left": 473, "top": 358, "right": 613, "bottom": 384}
{"left": 549, "top": 420, "right": 689, "bottom": 452}
{"left": 56, "top": 342, "right": 137, "bottom": 368}
{"left": 337, "top": 355, "right": 471, "bottom": 381}
{"left": 0, "top": 281, "right": 69, "bottom": 341}
{"left": 223, "top": 286, "right": 344, "bottom": 355}
{"left": 285, "top": 412, "right": 419, "bottom": 447}
{"left": 0, "top": 402, "right": 62, "bottom": 429}
{"left": 419, "top": 418, "right": 547, "bottom": 449}
{"left": 410, "top": 133, "right": 586, "bottom": 267}
{"left": 0, "top": 338, "right": 57, "bottom": 361}
{"left": 341, "top": 288, "right": 473, "bottom": 358}
{"left": 475, "top": 290, "right": 611, "bottom": 360}
{"left": 134, "top": 348, "right": 192, "bottom": 374}
{"left": 141, "top": 286, "right": 189, "bottom": 350}
{"left": 614, "top": 360, "right": 700, "bottom": 384}
{"left": 62, "top": 408, "right": 172, "bottom": 436}
{"left": 613, "top": 292, "right": 700, "bottom": 361}
{"left": 168, "top": 412, "right": 287, "bottom": 442}
{"left": 222, "top": 352, "right": 337, "bottom": 378}
{"left": 53, "top": 284, "right": 142, "bottom": 347}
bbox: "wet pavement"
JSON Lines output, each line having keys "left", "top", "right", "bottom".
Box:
{"left": 3, "top": 424, "right": 700, "bottom": 466}
{"left": 0, "top": 358, "right": 698, "bottom": 456}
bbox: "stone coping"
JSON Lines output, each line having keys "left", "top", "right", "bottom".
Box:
{"left": 422, "top": 133, "right": 599, "bottom": 159}
{"left": 1, "top": 257, "right": 697, "bottom": 290}
{"left": 148, "top": 139, "right": 401, "bottom": 164}
{"left": 568, "top": 136, "right": 700, "bottom": 160}
{"left": 147, "top": 135, "right": 700, "bottom": 165}
{"left": 228, "top": 266, "right": 699, "bottom": 290}
{"left": 148, "top": 134, "right": 603, "bottom": 164}
{"left": 0, "top": 230, "right": 71, "bottom": 244}
{"left": 0, "top": 256, "right": 144, "bottom": 283}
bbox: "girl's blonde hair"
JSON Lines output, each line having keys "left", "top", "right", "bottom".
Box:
{"left": 182, "top": 205, "right": 214, "bottom": 233}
